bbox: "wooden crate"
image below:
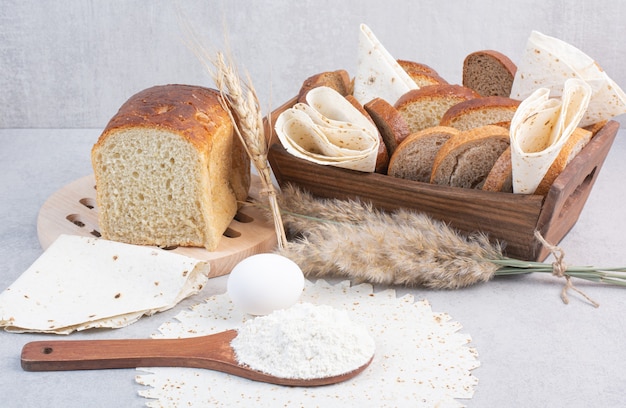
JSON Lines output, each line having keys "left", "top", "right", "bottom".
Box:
{"left": 265, "top": 96, "right": 619, "bottom": 262}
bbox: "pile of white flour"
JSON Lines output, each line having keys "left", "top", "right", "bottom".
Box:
{"left": 231, "top": 302, "right": 375, "bottom": 379}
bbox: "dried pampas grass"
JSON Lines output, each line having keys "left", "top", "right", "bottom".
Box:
{"left": 275, "top": 184, "right": 502, "bottom": 289}
{"left": 274, "top": 184, "right": 626, "bottom": 306}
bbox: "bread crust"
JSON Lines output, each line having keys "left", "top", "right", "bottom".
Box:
{"left": 96, "top": 85, "right": 231, "bottom": 152}
{"left": 396, "top": 59, "right": 448, "bottom": 87}
{"left": 364, "top": 97, "right": 411, "bottom": 155}
{"left": 395, "top": 84, "right": 479, "bottom": 108}
{"left": 439, "top": 96, "right": 520, "bottom": 130}
{"left": 482, "top": 146, "right": 513, "bottom": 192}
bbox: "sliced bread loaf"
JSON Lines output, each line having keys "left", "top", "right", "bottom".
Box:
{"left": 439, "top": 96, "right": 521, "bottom": 131}
{"left": 430, "top": 125, "right": 510, "bottom": 188}
{"left": 462, "top": 50, "right": 517, "bottom": 97}
{"left": 91, "top": 84, "right": 250, "bottom": 251}
{"left": 482, "top": 146, "right": 513, "bottom": 192}
{"left": 297, "top": 69, "right": 352, "bottom": 103}
{"left": 364, "top": 97, "right": 411, "bottom": 155}
{"left": 388, "top": 126, "right": 459, "bottom": 183}
{"left": 534, "top": 127, "right": 593, "bottom": 195}
{"left": 394, "top": 84, "right": 479, "bottom": 134}
{"left": 397, "top": 59, "right": 449, "bottom": 87}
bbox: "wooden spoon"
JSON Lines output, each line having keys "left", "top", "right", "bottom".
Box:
{"left": 21, "top": 329, "right": 373, "bottom": 387}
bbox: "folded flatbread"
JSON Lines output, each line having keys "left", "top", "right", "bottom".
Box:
{"left": 510, "top": 30, "right": 626, "bottom": 127}
{"left": 275, "top": 86, "right": 380, "bottom": 172}
{"left": 0, "top": 234, "right": 209, "bottom": 334}
{"left": 353, "top": 23, "right": 418, "bottom": 106}
{"left": 510, "top": 78, "right": 592, "bottom": 194}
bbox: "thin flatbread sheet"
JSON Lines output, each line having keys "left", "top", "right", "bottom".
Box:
{"left": 0, "top": 234, "right": 210, "bottom": 334}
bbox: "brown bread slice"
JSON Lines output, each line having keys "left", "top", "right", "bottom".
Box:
{"left": 297, "top": 70, "right": 352, "bottom": 103}
{"left": 364, "top": 97, "right": 411, "bottom": 155}
{"left": 462, "top": 50, "right": 517, "bottom": 97}
{"left": 534, "top": 127, "right": 593, "bottom": 195}
{"left": 388, "top": 126, "right": 459, "bottom": 182}
{"left": 439, "top": 96, "right": 521, "bottom": 131}
{"left": 430, "top": 125, "right": 510, "bottom": 188}
{"left": 394, "top": 84, "right": 479, "bottom": 134}
{"left": 482, "top": 146, "right": 513, "bottom": 192}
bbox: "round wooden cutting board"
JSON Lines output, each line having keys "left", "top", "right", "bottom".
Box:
{"left": 37, "top": 175, "right": 278, "bottom": 278}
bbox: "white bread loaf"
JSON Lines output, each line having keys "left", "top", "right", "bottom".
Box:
{"left": 91, "top": 84, "right": 250, "bottom": 251}
{"left": 462, "top": 50, "right": 517, "bottom": 97}
{"left": 430, "top": 125, "right": 510, "bottom": 188}
{"left": 394, "top": 84, "right": 479, "bottom": 134}
{"left": 388, "top": 126, "right": 459, "bottom": 183}
{"left": 439, "top": 96, "right": 520, "bottom": 131}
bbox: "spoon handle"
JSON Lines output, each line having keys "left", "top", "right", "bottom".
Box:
{"left": 21, "top": 330, "right": 238, "bottom": 372}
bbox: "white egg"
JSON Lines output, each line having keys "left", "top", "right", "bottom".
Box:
{"left": 227, "top": 253, "right": 305, "bottom": 316}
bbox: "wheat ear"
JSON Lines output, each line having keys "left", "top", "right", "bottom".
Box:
{"left": 210, "top": 52, "right": 287, "bottom": 248}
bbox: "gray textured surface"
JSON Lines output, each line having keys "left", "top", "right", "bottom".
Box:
{"left": 2, "top": 0, "right": 626, "bottom": 128}
{"left": 0, "top": 127, "right": 625, "bottom": 407}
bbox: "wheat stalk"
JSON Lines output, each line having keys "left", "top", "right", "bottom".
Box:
{"left": 273, "top": 184, "right": 626, "bottom": 306}
{"left": 209, "top": 52, "right": 287, "bottom": 249}
{"left": 178, "top": 17, "right": 287, "bottom": 249}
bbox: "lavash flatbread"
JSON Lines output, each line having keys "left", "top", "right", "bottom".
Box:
{"left": 0, "top": 234, "right": 210, "bottom": 334}
{"left": 510, "top": 78, "right": 592, "bottom": 194}
{"left": 275, "top": 86, "right": 380, "bottom": 172}
{"left": 353, "top": 23, "right": 418, "bottom": 106}
{"left": 510, "top": 30, "right": 626, "bottom": 127}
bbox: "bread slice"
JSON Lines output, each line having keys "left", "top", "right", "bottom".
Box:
{"left": 297, "top": 70, "right": 352, "bottom": 103}
{"left": 364, "top": 97, "right": 411, "bottom": 155}
{"left": 388, "top": 126, "right": 459, "bottom": 182}
{"left": 345, "top": 94, "right": 389, "bottom": 173}
{"left": 397, "top": 59, "right": 448, "bottom": 87}
{"left": 91, "top": 84, "right": 250, "bottom": 251}
{"left": 534, "top": 127, "right": 593, "bottom": 195}
{"left": 482, "top": 146, "right": 513, "bottom": 192}
{"left": 463, "top": 50, "right": 517, "bottom": 97}
{"left": 431, "top": 125, "right": 510, "bottom": 188}
{"left": 439, "top": 96, "right": 520, "bottom": 131}
{"left": 394, "top": 84, "right": 479, "bottom": 134}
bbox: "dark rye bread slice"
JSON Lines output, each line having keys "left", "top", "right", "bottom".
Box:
{"left": 431, "top": 125, "right": 510, "bottom": 189}
{"left": 388, "top": 126, "right": 459, "bottom": 183}
{"left": 394, "top": 84, "right": 479, "bottom": 134}
{"left": 462, "top": 50, "right": 517, "bottom": 97}
{"left": 439, "top": 96, "right": 521, "bottom": 131}
{"left": 364, "top": 97, "right": 411, "bottom": 155}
